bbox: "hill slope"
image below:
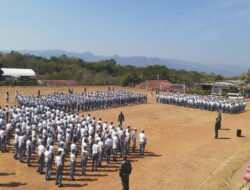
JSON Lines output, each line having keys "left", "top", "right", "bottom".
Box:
{"left": 1, "top": 50, "right": 247, "bottom": 77}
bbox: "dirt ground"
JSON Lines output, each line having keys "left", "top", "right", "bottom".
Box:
{"left": 0, "top": 86, "right": 250, "bottom": 190}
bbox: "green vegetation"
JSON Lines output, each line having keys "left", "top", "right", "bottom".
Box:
{"left": 0, "top": 80, "right": 38, "bottom": 86}
{"left": 0, "top": 51, "right": 225, "bottom": 86}
{"left": 221, "top": 91, "right": 228, "bottom": 97}
{"left": 186, "top": 89, "right": 211, "bottom": 95}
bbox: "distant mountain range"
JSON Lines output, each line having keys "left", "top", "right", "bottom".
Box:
{"left": 1, "top": 50, "right": 248, "bottom": 77}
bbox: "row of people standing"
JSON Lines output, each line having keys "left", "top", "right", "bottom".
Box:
{"left": 0, "top": 104, "right": 147, "bottom": 187}
{"left": 17, "top": 90, "right": 147, "bottom": 112}
{"left": 157, "top": 93, "right": 246, "bottom": 114}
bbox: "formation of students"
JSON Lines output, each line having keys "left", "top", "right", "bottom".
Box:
{"left": 0, "top": 103, "right": 147, "bottom": 187}
{"left": 157, "top": 93, "right": 246, "bottom": 114}
{"left": 17, "top": 90, "right": 147, "bottom": 112}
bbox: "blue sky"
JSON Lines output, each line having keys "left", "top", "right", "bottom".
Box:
{"left": 0, "top": 0, "right": 250, "bottom": 67}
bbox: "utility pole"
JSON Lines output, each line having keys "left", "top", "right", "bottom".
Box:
{"left": 157, "top": 72, "right": 159, "bottom": 91}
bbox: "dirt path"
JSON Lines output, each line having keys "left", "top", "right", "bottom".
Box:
{"left": 0, "top": 86, "right": 250, "bottom": 190}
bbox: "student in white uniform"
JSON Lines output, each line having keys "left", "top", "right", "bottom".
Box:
{"left": 81, "top": 147, "right": 89, "bottom": 176}
{"left": 113, "top": 133, "right": 119, "bottom": 161}
{"left": 70, "top": 149, "right": 76, "bottom": 181}
{"left": 139, "top": 129, "right": 147, "bottom": 155}
{"left": 132, "top": 128, "right": 137, "bottom": 153}
{"left": 26, "top": 136, "right": 32, "bottom": 167}
{"left": 37, "top": 142, "right": 45, "bottom": 174}
{"left": 45, "top": 145, "right": 52, "bottom": 180}
{"left": 92, "top": 141, "right": 99, "bottom": 171}
{"left": 105, "top": 135, "right": 113, "bottom": 163}
{"left": 97, "top": 138, "right": 104, "bottom": 167}
{"left": 55, "top": 151, "right": 63, "bottom": 187}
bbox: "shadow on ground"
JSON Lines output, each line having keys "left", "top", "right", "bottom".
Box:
{"left": 1, "top": 139, "right": 162, "bottom": 188}
{"left": 0, "top": 182, "right": 27, "bottom": 188}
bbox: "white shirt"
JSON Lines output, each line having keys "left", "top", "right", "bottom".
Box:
{"left": 44, "top": 150, "right": 51, "bottom": 163}
{"left": 57, "top": 134, "right": 62, "bottom": 142}
{"left": 92, "top": 144, "right": 99, "bottom": 154}
{"left": 49, "top": 145, "right": 55, "bottom": 154}
{"left": 55, "top": 156, "right": 62, "bottom": 167}
{"left": 6, "top": 123, "right": 12, "bottom": 131}
{"left": 58, "top": 147, "right": 65, "bottom": 155}
{"left": 95, "top": 136, "right": 101, "bottom": 142}
{"left": 81, "top": 149, "right": 89, "bottom": 158}
{"left": 38, "top": 145, "right": 45, "bottom": 156}
{"left": 103, "top": 123, "right": 107, "bottom": 131}
{"left": 71, "top": 143, "right": 77, "bottom": 152}
{"left": 18, "top": 135, "right": 24, "bottom": 147}
{"left": 81, "top": 141, "right": 87, "bottom": 149}
{"left": 139, "top": 133, "right": 146, "bottom": 142}
{"left": 113, "top": 136, "right": 119, "bottom": 149}
{"left": 32, "top": 130, "right": 36, "bottom": 137}
{"left": 70, "top": 153, "right": 76, "bottom": 162}
{"left": 105, "top": 138, "right": 113, "bottom": 147}
{"left": 98, "top": 141, "right": 104, "bottom": 152}
{"left": 14, "top": 134, "right": 19, "bottom": 144}
{"left": 66, "top": 133, "right": 71, "bottom": 143}
{"left": 125, "top": 132, "right": 130, "bottom": 141}
{"left": 26, "top": 139, "right": 31, "bottom": 149}
{"left": 0, "top": 130, "right": 5, "bottom": 138}
{"left": 132, "top": 131, "right": 137, "bottom": 140}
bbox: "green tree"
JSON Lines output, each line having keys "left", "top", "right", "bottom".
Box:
{"left": 214, "top": 74, "right": 224, "bottom": 81}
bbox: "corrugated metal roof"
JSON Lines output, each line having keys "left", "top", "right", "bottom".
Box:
{"left": 202, "top": 81, "right": 239, "bottom": 87}
{"left": 1, "top": 68, "right": 36, "bottom": 77}
{"left": 226, "top": 80, "right": 243, "bottom": 85}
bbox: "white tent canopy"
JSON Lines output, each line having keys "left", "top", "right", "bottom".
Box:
{"left": 1, "top": 68, "right": 36, "bottom": 77}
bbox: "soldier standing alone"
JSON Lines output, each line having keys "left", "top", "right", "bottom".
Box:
{"left": 218, "top": 112, "right": 222, "bottom": 129}
{"left": 215, "top": 118, "right": 220, "bottom": 139}
{"left": 118, "top": 112, "right": 125, "bottom": 125}
{"left": 119, "top": 156, "right": 132, "bottom": 190}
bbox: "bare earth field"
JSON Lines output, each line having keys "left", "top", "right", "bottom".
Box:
{"left": 1, "top": 86, "right": 250, "bottom": 190}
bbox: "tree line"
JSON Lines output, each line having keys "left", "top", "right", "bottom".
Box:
{"left": 0, "top": 51, "right": 225, "bottom": 86}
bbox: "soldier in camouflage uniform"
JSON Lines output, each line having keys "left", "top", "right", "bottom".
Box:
{"left": 215, "top": 118, "right": 220, "bottom": 139}
{"left": 119, "top": 156, "right": 132, "bottom": 190}
{"left": 217, "top": 112, "right": 222, "bottom": 129}
{"left": 118, "top": 112, "right": 125, "bottom": 125}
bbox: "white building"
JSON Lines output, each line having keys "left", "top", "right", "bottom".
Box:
{"left": 1, "top": 68, "right": 36, "bottom": 81}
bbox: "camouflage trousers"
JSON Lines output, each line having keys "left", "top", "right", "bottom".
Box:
{"left": 121, "top": 174, "right": 129, "bottom": 190}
